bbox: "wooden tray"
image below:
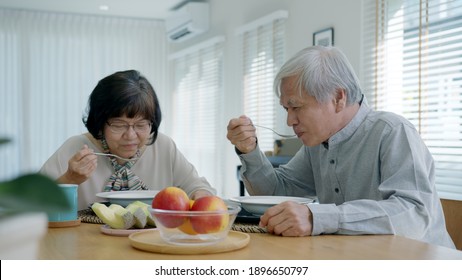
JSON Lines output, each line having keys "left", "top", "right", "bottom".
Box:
{"left": 129, "top": 230, "right": 250, "bottom": 255}
{"left": 100, "top": 225, "right": 156, "bottom": 237}
{"left": 48, "top": 219, "right": 81, "bottom": 228}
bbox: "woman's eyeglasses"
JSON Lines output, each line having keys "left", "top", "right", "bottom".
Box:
{"left": 107, "top": 121, "right": 152, "bottom": 134}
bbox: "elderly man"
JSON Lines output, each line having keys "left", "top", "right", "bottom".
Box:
{"left": 227, "top": 46, "right": 455, "bottom": 248}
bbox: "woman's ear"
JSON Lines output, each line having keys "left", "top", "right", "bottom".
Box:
{"left": 334, "top": 89, "right": 347, "bottom": 113}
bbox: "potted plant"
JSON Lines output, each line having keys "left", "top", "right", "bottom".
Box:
{"left": 0, "top": 138, "right": 70, "bottom": 259}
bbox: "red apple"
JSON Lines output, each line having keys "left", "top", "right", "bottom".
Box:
{"left": 178, "top": 218, "right": 198, "bottom": 235}
{"left": 178, "top": 200, "right": 197, "bottom": 235}
{"left": 190, "top": 196, "right": 229, "bottom": 234}
{"left": 152, "top": 186, "right": 190, "bottom": 228}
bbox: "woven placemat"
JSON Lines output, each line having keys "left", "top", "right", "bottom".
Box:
{"left": 78, "top": 209, "right": 267, "bottom": 233}
{"left": 78, "top": 209, "right": 104, "bottom": 224}
{"left": 231, "top": 223, "right": 267, "bottom": 233}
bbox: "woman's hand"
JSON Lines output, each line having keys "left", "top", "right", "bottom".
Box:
{"left": 58, "top": 145, "right": 97, "bottom": 185}
{"left": 190, "top": 189, "right": 214, "bottom": 200}
{"left": 226, "top": 115, "right": 257, "bottom": 154}
{"left": 259, "top": 201, "right": 313, "bottom": 237}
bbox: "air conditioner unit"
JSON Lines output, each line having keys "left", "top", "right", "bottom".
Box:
{"left": 166, "top": 2, "right": 210, "bottom": 43}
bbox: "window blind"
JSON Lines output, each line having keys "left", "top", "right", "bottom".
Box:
{"left": 362, "top": 0, "right": 462, "bottom": 200}
{"left": 170, "top": 37, "right": 224, "bottom": 192}
{"left": 237, "top": 11, "right": 288, "bottom": 153}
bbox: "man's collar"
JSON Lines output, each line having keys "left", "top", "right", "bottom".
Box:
{"left": 322, "top": 95, "right": 369, "bottom": 149}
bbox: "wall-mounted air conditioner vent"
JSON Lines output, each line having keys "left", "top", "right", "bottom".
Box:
{"left": 166, "top": 2, "right": 209, "bottom": 43}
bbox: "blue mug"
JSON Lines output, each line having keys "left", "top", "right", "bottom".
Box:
{"left": 48, "top": 184, "right": 78, "bottom": 222}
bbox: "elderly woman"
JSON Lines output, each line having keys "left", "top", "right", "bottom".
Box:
{"left": 41, "top": 70, "right": 215, "bottom": 210}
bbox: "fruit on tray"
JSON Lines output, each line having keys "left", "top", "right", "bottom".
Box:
{"left": 92, "top": 188, "right": 231, "bottom": 232}
{"left": 152, "top": 186, "right": 190, "bottom": 211}
{"left": 151, "top": 186, "right": 190, "bottom": 228}
{"left": 91, "top": 202, "right": 135, "bottom": 229}
{"left": 177, "top": 219, "right": 197, "bottom": 235}
{"left": 178, "top": 200, "right": 197, "bottom": 235}
{"left": 130, "top": 201, "right": 156, "bottom": 226}
{"left": 190, "top": 196, "right": 229, "bottom": 234}
{"left": 125, "top": 203, "right": 148, "bottom": 229}
{"left": 108, "top": 204, "right": 136, "bottom": 229}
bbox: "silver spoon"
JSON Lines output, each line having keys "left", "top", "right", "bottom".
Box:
{"left": 93, "top": 152, "right": 138, "bottom": 162}
{"left": 254, "top": 124, "right": 296, "bottom": 138}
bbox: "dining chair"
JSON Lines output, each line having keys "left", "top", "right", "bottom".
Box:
{"left": 441, "top": 198, "right": 462, "bottom": 250}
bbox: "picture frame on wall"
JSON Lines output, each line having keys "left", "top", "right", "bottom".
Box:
{"left": 313, "top": 27, "right": 334, "bottom": 46}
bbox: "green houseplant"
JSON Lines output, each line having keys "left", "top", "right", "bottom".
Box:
{"left": 0, "top": 138, "right": 71, "bottom": 259}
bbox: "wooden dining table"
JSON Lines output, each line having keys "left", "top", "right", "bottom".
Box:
{"left": 38, "top": 223, "right": 462, "bottom": 260}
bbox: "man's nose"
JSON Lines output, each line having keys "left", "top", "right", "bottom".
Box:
{"left": 286, "top": 110, "right": 297, "bottom": 127}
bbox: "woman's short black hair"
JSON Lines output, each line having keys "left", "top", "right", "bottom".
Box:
{"left": 83, "top": 70, "right": 162, "bottom": 145}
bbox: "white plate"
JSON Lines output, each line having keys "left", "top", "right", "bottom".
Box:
{"left": 229, "top": 196, "right": 315, "bottom": 215}
{"left": 95, "top": 190, "right": 159, "bottom": 207}
{"left": 100, "top": 225, "right": 156, "bottom": 237}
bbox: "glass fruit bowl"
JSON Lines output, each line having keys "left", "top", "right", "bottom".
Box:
{"left": 149, "top": 205, "right": 241, "bottom": 246}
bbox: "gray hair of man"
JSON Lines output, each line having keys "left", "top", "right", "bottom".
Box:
{"left": 274, "top": 46, "right": 363, "bottom": 105}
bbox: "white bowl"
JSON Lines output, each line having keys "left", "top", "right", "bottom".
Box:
{"left": 150, "top": 205, "right": 241, "bottom": 246}
{"left": 96, "top": 190, "right": 159, "bottom": 207}
{"left": 229, "top": 196, "right": 315, "bottom": 215}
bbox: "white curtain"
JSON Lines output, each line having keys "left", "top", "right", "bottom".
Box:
{"left": 169, "top": 37, "right": 224, "bottom": 194}
{"left": 361, "top": 0, "right": 462, "bottom": 200}
{"left": 237, "top": 11, "right": 288, "bottom": 153}
{"left": 0, "top": 8, "right": 168, "bottom": 180}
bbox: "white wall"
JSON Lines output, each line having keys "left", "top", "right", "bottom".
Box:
{"left": 167, "top": 0, "right": 362, "bottom": 198}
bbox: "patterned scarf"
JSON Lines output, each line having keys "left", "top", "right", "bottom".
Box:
{"left": 101, "top": 138, "right": 148, "bottom": 192}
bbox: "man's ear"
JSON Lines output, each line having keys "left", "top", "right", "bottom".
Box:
{"left": 334, "top": 89, "right": 347, "bottom": 112}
